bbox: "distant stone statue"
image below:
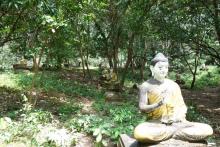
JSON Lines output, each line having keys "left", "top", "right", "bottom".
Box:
{"left": 19, "top": 58, "right": 27, "bottom": 65}
{"left": 99, "top": 67, "right": 119, "bottom": 91}
{"left": 200, "top": 63, "right": 208, "bottom": 71}
{"left": 13, "top": 57, "right": 29, "bottom": 70}
{"left": 175, "top": 73, "right": 185, "bottom": 85}
{"left": 134, "top": 53, "right": 213, "bottom": 143}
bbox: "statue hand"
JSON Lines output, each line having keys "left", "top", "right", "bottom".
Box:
{"left": 158, "top": 97, "right": 166, "bottom": 106}
{"left": 157, "top": 99, "right": 164, "bottom": 107}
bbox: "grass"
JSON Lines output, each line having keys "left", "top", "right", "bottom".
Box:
{"left": 0, "top": 72, "right": 20, "bottom": 89}
{"left": 65, "top": 100, "right": 146, "bottom": 145}
{"left": 0, "top": 67, "right": 219, "bottom": 146}
{"left": 0, "top": 70, "right": 104, "bottom": 106}
{"left": 0, "top": 70, "right": 144, "bottom": 146}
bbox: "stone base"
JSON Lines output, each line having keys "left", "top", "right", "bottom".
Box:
{"left": 118, "top": 134, "right": 207, "bottom": 147}
{"left": 105, "top": 91, "right": 124, "bottom": 103}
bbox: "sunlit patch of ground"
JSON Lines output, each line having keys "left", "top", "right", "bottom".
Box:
{"left": 0, "top": 72, "right": 18, "bottom": 89}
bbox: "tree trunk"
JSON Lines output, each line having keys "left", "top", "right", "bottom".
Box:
{"left": 113, "top": 47, "right": 119, "bottom": 73}
{"left": 140, "top": 40, "right": 148, "bottom": 81}
{"left": 32, "top": 56, "right": 38, "bottom": 72}
{"left": 181, "top": 44, "right": 200, "bottom": 89}
{"left": 108, "top": 54, "right": 114, "bottom": 68}
{"left": 32, "top": 48, "right": 44, "bottom": 72}
{"left": 190, "top": 56, "right": 199, "bottom": 89}
{"left": 80, "top": 46, "right": 86, "bottom": 78}
{"left": 140, "top": 59, "right": 146, "bottom": 80}
{"left": 85, "top": 60, "right": 91, "bottom": 79}
{"left": 85, "top": 49, "right": 91, "bottom": 79}
{"left": 131, "top": 57, "right": 134, "bottom": 74}
{"left": 213, "top": 0, "right": 220, "bottom": 43}
{"left": 112, "top": 27, "right": 121, "bottom": 74}
{"left": 120, "top": 33, "right": 135, "bottom": 87}
{"left": 30, "top": 47, "right": 44, "bottom": 107}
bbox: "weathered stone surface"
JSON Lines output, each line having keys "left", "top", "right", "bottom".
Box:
{"left": 105, "top": 91, "right": 124, "bottom": 102}
{"left": 118, "top": 134, "right": 207, "bottom": 147}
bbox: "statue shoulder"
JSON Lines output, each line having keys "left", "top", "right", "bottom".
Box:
{"left": 165, "top": 79, "right": 181, "bottom": 89}
{"left": 138, "top": 81, "right": 150, "bottom": 90}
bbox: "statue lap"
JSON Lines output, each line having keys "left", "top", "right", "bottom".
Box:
{"left": 134, "top": 121, "right": 213, "bottom": 143}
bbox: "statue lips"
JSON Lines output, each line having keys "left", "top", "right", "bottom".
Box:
{"left": 160, "top": 72, "right": 167, "bottom": 77}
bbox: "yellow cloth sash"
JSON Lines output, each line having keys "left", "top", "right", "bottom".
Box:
{"left": 147, "top": 80, "right": 186, "bottom": 121}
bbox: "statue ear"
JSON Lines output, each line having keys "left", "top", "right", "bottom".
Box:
{"left": 150, "top": 65, "right": 154, "bottom": 76}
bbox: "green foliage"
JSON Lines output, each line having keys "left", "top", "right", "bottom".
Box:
{"left": 41, "top": 140, "right": 57, "bottom": 147}
{"left": 21, "top": 109, "right": 53, "bottom": 124}
{"left": 0, "top": 92, "right": 78, "bottom": 146}
{"left": 0, "top": 108, "right": 53, "bottom": 144}
{"left": 119, "top": 69, "right": 150, "bottom": 87}
{"left": 195, "top": 66, "right": 220, "bottom": 89}
{"left": 57, "top": 103, "right": 82, "bottom": 120}
{"left": 0, "top": 45, "right": 17, "bottom": 70}
{"left": 182, "top": 66, "right": 220, "bottom": 89}
{"left": 15, "top": 71, "right": 104, "bottom": 98}
{"left": 66, "top": 101, "right": 146, "bottom": 145}
{"left": 0, "top": 64, "right": 219, "bottom": 146}
{"left": 186, "top": 102, "right": 210, "bottom": 124}
{"left": 2, "top": 0, "right": 220, "bottom": 132}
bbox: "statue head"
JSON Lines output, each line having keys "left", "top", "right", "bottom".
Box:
{"left": 150, "top": 53, "right": 169, "bottom": 82}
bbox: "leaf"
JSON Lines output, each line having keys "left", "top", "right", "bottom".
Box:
{"left": 101, "top": 130, "right": 108, "bottom": 134}
{"left": 93, "top": 128, "right": 100, "bottom": 136}
{"left": 0, "top": 118, "right": 8, "bottom": 130}
{"left": 96, "top": 133, "right": 102, "bottom": 143}
{"left": 102, "top": 140, "right": 108, "bottom": 147}
{"left": 9, "top": 2, "right": 12, "bottom": 7}
{"left": 15, "top": 4, "right": 18, "bottom": 9}
{"left": 4, "top": 117, "right": 12, "bottom": 123}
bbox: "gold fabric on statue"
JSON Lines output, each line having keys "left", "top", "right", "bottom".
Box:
{"left": 147, "top": 79, "right": 187, "bottom": 122}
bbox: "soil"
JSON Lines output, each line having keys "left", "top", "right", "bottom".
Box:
{"left": 182, "top": 87, "right": 220, "bottom": 137}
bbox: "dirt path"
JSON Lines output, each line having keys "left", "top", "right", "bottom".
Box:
{"left": 182, "top": 87, "right": 220, "bottom": 136}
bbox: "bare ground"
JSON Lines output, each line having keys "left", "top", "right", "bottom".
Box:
{"left": 182, "top": 87, "right": 220, "bottom": 137}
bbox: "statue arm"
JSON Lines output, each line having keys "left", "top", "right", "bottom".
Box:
{"left": 172, "top": 85, "right": 188, "bottom": 122}
{"left": 138, "top": 85, "right": 162, "bottom": 112}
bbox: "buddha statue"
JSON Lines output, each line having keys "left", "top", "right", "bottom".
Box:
{"left": 134, "top": 53, "right": 213, "bottom": 143}
{"left": 99, "top": 67, "right": 120, "bottom": 91}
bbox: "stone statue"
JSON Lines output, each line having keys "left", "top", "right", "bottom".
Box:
{"left": 13, "top": 57, "right": 28, "bottom": 70}
{"left": 134, "top": 53, "right": 213, "bottom": 143}
{"left": 99, "top": 67, "right": 120, "bottom": 91}
{"left": 100, "top": 68, "right": 117, "bottom": 83}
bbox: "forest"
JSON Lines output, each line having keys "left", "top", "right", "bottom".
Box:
{"left": 0, "top": 0, "right": 220, "bottom": 146}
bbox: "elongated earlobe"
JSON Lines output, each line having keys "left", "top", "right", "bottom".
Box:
{"left": 150, "top": 66, "right": 154, "bottom": 77}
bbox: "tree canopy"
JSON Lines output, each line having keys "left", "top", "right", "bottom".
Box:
{"left": 0, "top": 0, "right": 220, "bottom": 87}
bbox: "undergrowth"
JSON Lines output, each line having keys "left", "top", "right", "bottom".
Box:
{"left": 0, "top": 69, "right": 218, "bottom": 146}
{"left": 65, "top": 101, "right": 146, "bottom": 146}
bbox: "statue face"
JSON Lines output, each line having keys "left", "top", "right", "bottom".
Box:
{"left": 150, "top": 61, "right": 169, "bottom": 81}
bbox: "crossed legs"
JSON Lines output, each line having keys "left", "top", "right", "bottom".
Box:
{"left": 134, "top": 121, "right": 213, "bottom": 143}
